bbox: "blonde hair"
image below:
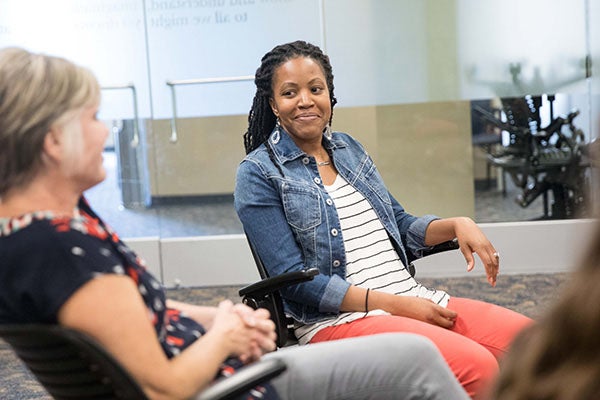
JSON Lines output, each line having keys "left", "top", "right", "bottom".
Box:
{"left": 0, "top": 47, "right": 100, "bottom": 196}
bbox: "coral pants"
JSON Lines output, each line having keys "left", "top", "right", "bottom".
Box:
{"left": 310, "top": 297, "right": 532, "bottom": 399}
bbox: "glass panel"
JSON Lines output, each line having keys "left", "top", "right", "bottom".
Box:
{"left": 0, "top": 0, "right": 596, "bottom": 244}
{"left": 145, "top": 0, "right": 322, "bottom": 119}
{"left": 455, "top": 0, "right": 592, "bottom": 221}
{"left": 589, "top": 0, "right": 600, "bottom": 214}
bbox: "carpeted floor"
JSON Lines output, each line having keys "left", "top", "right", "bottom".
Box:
{"left": 0, "top": 272, "right": 570, "bottom": 399}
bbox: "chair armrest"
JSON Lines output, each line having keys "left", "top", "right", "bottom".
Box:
{"left": 195, "top": 358, "right": 287, "bottom": 400}
{"left": 422, "top": 238, "right": 459, "bottom": 257}
{"left": 407, "top": 238, "right": 459, "bottom": 277}
{"left": 238, "top": 268, "right": 319, "bottom": 298}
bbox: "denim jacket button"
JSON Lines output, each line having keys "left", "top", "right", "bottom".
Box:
{"left": 326, "top": 198, "right": 333, "bottom": 206}
{"left": 332, "top": 260, "right": 341, "bottom": 267}
{"left": 314, "top": 177, "right": 321, "bottom": 184}
{"left": 302, "top": 157, "right": 310, "bottom": 164}
{"left": 331, "top": 228, "right": 338, "bottom": 236}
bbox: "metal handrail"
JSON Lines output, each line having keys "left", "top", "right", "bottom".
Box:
{"left": 166, "top": 75, "right": 254, "bottom": 143}
{"left": 101, "top": 83, "right": 140, "bottom": 148}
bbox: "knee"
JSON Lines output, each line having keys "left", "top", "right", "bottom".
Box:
{"left": 363, "top": 332, "right": 439, "bottom": 360}
{"left": 455, "top": 347, "right": 499, "bottom": 399}
{"left": 361, "top": 333, "right": 451, "bottom": 375}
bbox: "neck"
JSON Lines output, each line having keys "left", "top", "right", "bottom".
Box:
{"left": 0, "top": 176, "right": 80, "bottom": 218}
{"left": 298, "top": 142, "right": 329, "bottom": 163}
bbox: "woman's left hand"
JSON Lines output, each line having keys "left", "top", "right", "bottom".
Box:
{"left": 452, "top": 217, "right": 499, "bottom": 286}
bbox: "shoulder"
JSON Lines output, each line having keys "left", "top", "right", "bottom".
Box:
{"left": 1, "top": 213, "right": 123, "bottom": 277}
{"left": 236, "top": 145, "right": 282, "bottom": 180}
{"left": 330, "top": 131, "right": 368, "bottom": 152}
{"left": 1, "top": 216, "right": 71, "bottom": 260}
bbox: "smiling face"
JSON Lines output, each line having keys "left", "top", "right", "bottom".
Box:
{"left": 269, "top": 56, "right": 332, "bottom": 150}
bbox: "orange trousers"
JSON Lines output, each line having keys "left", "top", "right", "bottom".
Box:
{"left": 310, "top": 297, "right": 532, "bottom": 399}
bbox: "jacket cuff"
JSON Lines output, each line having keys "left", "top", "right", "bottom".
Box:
{"left": 318, "top": 275, "right": 351, "bottom": 313}
{"left": 407, "top": 214, "right": 440, "bottom": 257}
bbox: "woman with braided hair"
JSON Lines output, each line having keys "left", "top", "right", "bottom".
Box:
{"left": 234, "top": 40, "right": 532, "bottom": 399}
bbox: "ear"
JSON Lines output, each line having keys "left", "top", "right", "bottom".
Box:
{"left": 269, "top": 97, "right": 279, "bottom": 118}
{"left": 42, "top": 126, "right": 63, "bottom": 163}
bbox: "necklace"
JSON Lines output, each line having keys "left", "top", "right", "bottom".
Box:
{"left": 317, "top": 160, "right": 331, "bottom": 166}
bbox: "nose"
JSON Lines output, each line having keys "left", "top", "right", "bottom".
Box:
{"left": 298, "top": 89, "right": 314, "bottom": 107}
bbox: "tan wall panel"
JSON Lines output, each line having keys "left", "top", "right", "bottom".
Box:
{"left": 147, "top": 103, "right": 476, "bottom": 220}
{"left": 149, "top": 116, "right": 247, "bottom": 196}
{"left": 375, "top": 101, "right": 475, "bottom": 218}
{"left": 149, "top": 107, "right": 380, "bottom": 197}
{"left": 331, "top": 106, "right": 378, "bottom": 159}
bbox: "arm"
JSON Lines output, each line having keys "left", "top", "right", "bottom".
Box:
{"left": 389, "top": 189, "right": 499, "bottom": 287}
{"left": 165, "top": 299, "right": 217, "bottom": 329}
{"left": 340, "top": 285, "right": 457, "bottom": 329}
{"left": 426, "top": 217, "right": 499, "bottom": 287}
{"left": 58, "top": 275, "right": 276, "bottom": 400}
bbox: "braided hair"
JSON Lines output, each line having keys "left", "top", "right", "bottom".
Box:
{"left": 243, "top": 40, "right": 337, "bottom": 155}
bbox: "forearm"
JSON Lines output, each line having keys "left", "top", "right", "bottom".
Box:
{"left": 339, "top": 285, "right": 457, "bottom": 328}
{"left": 424, "top": 217, "right": 469, "bottom": 245}
{"left": 166, "top": 299, "right": 217, "bottom": 329}
{"left": 144, "top": 330, "right": 233, "bottom": 400}
{"left": 340, "top": 285, "right": 405, "bottom": 315}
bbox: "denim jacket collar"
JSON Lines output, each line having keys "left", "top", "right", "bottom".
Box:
{"left": 267, "top": 127, "right": 348, "bottom": 164}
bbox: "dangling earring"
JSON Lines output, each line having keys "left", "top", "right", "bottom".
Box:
{"left": 323, "top": 124, "right": 332, "bottom": 140}
{"left": 271, "top": 118, "right": 281, "bottom": 144}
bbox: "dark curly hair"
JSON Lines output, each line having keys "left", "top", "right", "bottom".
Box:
{"left": 243, "top": 40, "right": 337, "bottom": 155}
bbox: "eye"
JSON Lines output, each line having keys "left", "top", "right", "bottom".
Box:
{"left": 311, "top": 86, "right": 324, "bottom": 94}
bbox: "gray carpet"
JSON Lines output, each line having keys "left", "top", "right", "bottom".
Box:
{"left": 0, "top": 272, "right": 569, "bottom": 399}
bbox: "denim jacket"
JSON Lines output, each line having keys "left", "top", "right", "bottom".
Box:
{"left": 234, "top": 129, "right": 439, "bottom": 324}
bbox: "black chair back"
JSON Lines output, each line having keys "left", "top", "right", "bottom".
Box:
{"left": 0, "top": 324, "right": 146, "bottom": 399}
{"left": 0, "top": 324, "right": 287, "bottom": 400}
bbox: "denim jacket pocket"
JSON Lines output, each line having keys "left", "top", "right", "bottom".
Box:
{"left": 281, "top": 181, "right": 322, "bottom": 231}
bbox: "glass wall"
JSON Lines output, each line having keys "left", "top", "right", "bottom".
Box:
{"left": 0, "top": 0, "right": 597, "bottom": 238}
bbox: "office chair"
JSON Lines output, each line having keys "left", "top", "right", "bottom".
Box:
{"left": 472, "top": 95, "right": 590, "bottom": 219}
{"left": 239, "top": 235, "right": 459, "bottom": 348}
{"left": 0, "top": 324, "right": 286, "bottom": 400}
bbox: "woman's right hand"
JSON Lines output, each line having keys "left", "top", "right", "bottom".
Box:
{"left": 389, "top": 296, "right": 457, "bottom": 329}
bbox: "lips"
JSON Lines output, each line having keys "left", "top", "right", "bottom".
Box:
{"left": 295, "top": 113, "right": 320, "bottom": 121}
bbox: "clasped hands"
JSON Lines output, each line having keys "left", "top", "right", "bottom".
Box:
{"left": 211, "top": 300, "right": 277, "bottom": 364}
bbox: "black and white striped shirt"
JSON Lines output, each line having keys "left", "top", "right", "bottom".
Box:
{"left": 295, "top": 174, "right": 449, "bottom": 344}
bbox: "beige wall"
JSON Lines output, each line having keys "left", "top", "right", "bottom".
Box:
{"left": 147, "top": 115, "right": 248, "bottom": 197}
{"left": 375, "top": 101, "right": 474, "bottom": 218}
{"left": 147, "top": 101, "right": 475, "bottom": 218}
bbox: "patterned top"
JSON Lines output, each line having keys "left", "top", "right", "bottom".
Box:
{"left": 0, "top": 198, "right": 277, "bottom": 399}
{"left": 295, "top": 175, "right": 449, "bottom": 344}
